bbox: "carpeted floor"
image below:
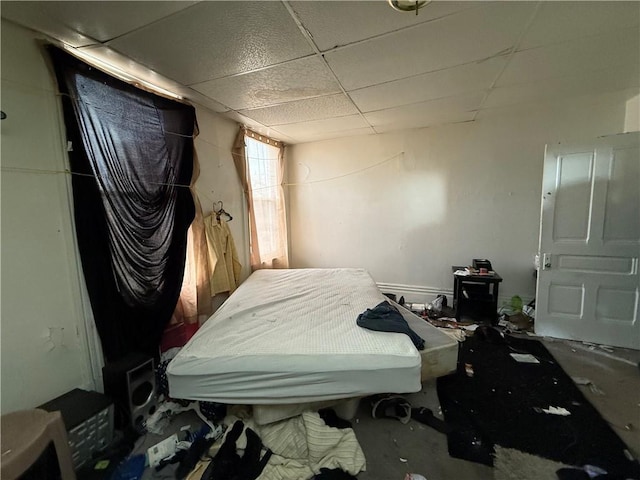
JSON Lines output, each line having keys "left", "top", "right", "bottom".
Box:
{"left": 493, "top": 446, "right": 570, "bottom": 480}
{"left": 436, "top": 332, "right": 640, "bottom": 478}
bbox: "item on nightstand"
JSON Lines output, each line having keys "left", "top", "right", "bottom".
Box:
{"left": 472, "top": 259, "right": 493, "bottom": 271}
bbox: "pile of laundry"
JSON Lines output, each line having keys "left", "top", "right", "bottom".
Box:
{"left": 140, "top": 347, "right": 366, "bottom": 479}
{"left": 172, "top": 410, "right": 366, "bottom": 480}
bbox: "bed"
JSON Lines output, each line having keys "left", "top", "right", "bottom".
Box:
{"left": 167, "top": 268, "right": 457, "bottom": 423}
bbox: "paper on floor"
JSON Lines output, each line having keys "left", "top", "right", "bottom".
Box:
{"left": 509, "top": 353, "right": 540, "bottom": 364}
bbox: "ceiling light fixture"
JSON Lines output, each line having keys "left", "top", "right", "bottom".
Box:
{"left": 387, "top": 0, "right": 430, "bottom": 15}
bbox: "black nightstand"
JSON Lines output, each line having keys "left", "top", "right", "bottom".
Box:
{"left": 452, "top": 266, "right": 503, "bottom": 324}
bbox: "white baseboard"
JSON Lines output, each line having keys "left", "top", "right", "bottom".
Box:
{"left": 376, "top": 282, "right": 452, "bottom": 304}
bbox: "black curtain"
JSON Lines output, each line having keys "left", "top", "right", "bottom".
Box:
{"left": 48, "top": 47, "right": 195, "bottom": 362}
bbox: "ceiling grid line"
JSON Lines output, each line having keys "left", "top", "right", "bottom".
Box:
{"left": 188, "top": 54, "right": 318, "bottom": 86}
{"left": 2, "top": 0, "right": 638, "bottom": 144}
{"left": 101, "top": 2, "right": 201, "bottom": 45}
{"left": 281, "top": 0, "right": 378, "bottom": 136}
{"left": 317, "top": 2, "right": 486, "bottom": 55}
{"left": 348, "top": 54, "right": 509, "bottom": 97}
{"left": 472, "top": 1, "right": 543, "bottom": 121}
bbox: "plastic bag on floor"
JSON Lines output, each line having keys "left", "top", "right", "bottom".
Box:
{"left": 144, "top": 400, "right": 192, "bottom": 435}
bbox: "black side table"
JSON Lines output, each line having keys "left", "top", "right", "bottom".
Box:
{"left": 452, "top": 266, "right": 503, "bottom": 324}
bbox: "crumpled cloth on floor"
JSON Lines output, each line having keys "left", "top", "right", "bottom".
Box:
{"left": 217, "top": 411, "right": 366, "bottom": 480}
{"left": 357, "top": 301, "right": 425, "bottom": 350}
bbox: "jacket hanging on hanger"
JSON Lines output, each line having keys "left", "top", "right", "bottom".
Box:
{"left": 204, "top": 213, "right": 242, "bottom": 296}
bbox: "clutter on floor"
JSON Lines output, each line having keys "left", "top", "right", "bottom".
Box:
{"left": 70, "top": 330, "right": 639, "bottom": 480}
{"left": 68, "top": 284, "right": 638, "bottom": 480}
{"left": 395, "top": 291, "right": 536, "bottom": 348}
{"left": 493, "top": 446, "right": 571, "bottom": 480}
{"left": 369, "top": 395, "right": 412, "bottom": 424}
{"left": 212, "top": 411, "right": 366, "bottom": 479}
{"left": 435, "top": 333, "right": 640, "bottom": 478}
{"left": 77, "top": 398, "right": 367, "bottom": 480}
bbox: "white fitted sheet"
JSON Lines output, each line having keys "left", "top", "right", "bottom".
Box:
{"left": 167, "top": 268, "right": 422, "bottom": 404}
{"left": 250, "top": 303, "right": 458, "bottom": 425}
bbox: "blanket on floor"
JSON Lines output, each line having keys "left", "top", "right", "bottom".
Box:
{"left": 218, "top": 411, "right": 366, "bottom": 480}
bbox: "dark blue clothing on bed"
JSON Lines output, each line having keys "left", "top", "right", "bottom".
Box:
{"left": 357, "top": 301, "right": 425, "bottom": 350}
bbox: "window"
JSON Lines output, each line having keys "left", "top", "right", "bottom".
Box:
{"left": 245, "top": 133, "right": 289, "bottom": 269}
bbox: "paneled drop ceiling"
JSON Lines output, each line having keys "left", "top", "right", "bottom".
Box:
{"left": 2, "top": 1, "right": 639, "bottom": 144}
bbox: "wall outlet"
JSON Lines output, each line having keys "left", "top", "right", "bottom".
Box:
{"left": 147, "top": 433, "right": 178, "bottom": 467}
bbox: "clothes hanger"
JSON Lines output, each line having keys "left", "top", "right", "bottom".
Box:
{"left": 213, "top": 201, "right": 233, "bottom": 222}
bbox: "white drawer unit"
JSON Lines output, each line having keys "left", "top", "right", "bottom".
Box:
{"left": 39, "top": 388, "right": 114, "bottom": 470}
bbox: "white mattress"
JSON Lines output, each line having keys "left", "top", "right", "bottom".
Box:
{"left": 167, "top": 268, "right": 422, "bottom": 404}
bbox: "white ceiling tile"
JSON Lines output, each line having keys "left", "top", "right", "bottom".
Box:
{"left": 240, "top": 94, "right": 359, "bottom": 126}
{"left": 272, "top": 115, "right": 371, "bottom": 139}
{"left": 7, "top": 0, "right": 638, "bottom": 145}
{"left": 278, "top": 127, "right": 376, "bottom": 144}
{"left": 0, "top": 1, "right": 198, "bottom": 45}
{"left": 364, "top": 91, "right": 484, "bottom": 131}
{"left": 65, "top": 45, "right": 229, "bottom": 112}
{"left": 290, "top": 0, "right": 478, "bottom": 51}
{"left": 324, "top": 2, "right": 536, "bottom": 91}
{"left": 179, "top": 88, "right": 229, "bottom": 114}
{"left": 192, "top": 56, "right": 340, "bottom": 110}
{"left": 520, "top": 1, "right": 640, "bottom": 50}
{"left": 484, "top": 64, "right": 640, "bottom": 109}
{"left": 222, "top": 111, "right": 296, "bottom": 144}
{"left": 373, "top": 111, "right": 476, "bottom": 133}
{"left": 498, "top": 27, "right": 639, "bottom": 87}
{"left": 108, "top": 2, "right": 314, "bottom": 85}
{"left": 349, "top": 56, "right": 506, "bottom": 113}
{"left": 265, "top": 131, "right": 298, "bottom": 146}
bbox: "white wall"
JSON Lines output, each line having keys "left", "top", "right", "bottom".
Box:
{"left": 625, "top": 94, "right": 640, "bottom": 132}
{"left": 0, "top": 20, "right": 245, "bottom": 413}
{"left": 1, "top": 20, "right": 95, "bottom": 412}
{"left": 193, "top": 108, "right": 251, "bottom": 282}
{"left": 286, "top": 89, "right": 636, "bottom": 305}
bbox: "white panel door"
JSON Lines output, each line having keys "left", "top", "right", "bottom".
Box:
{"left": 536, "top": 132, "right": 640, "bottom": 349}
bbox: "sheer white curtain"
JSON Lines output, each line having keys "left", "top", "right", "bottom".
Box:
{"left": 232, "top": 127, "right": 288, "bottom": 270}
